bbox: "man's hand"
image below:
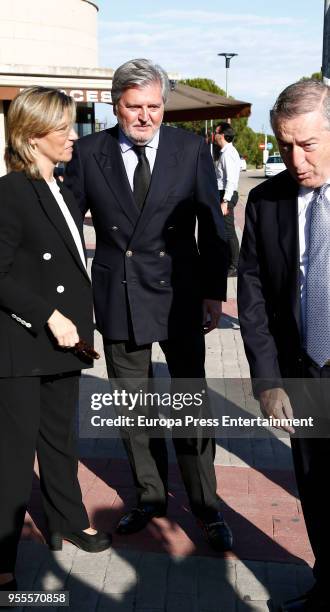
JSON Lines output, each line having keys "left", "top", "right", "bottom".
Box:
{"left": 202, "top": 299, "right": 222, "bottom": 334}
{"left": 259, "top": 387, "right": 295, "bottom": 434}
{"left": 47, "top": 309, "right": 79, "bottom": 347}
{"left": 221, "top": 201, "right": 229, "bottom": 216}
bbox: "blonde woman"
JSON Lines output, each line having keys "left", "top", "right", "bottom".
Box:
{"left": 0, "top": 87, "right": 111, "bottom": 592}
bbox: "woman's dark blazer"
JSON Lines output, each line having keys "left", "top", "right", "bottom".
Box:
{"left": 0, "top": 171, "right": 94, "bottom": 377}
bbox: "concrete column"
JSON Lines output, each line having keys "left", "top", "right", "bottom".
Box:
{"left": 0, "top": 101, "right": 6, "bottom": 176}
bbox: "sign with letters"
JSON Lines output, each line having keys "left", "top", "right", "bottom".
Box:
{"left": 61, "top": 89, "right": 112, "bottom": 103}
{"left": 0, "top": 86, "right": 112, "bottom": 103}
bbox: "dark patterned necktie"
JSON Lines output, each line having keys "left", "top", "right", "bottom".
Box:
{"left": 306, "top": 184, "right": 330, "bottom": 366}
{"left": 133, "top": 145, "right": 151, "bottom": 210}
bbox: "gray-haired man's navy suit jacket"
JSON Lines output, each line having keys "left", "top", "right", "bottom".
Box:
{"left": 65, "top": 124, "right": 228, "bottom": 344}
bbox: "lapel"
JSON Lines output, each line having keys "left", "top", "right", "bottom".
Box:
{"left": 133, "top": 125, "right": 182, "bottom": 238}
{"left": 57, "top": 180, "right": 86, "bottom": 252}
{"left": 29, "top": 178, "right": 90, "bottom": 281}
{"left": 93, "top": 126, "right": 140, "bottom": 227}
{"left": 276, "top": 171, "right": 300, "bottom": 329}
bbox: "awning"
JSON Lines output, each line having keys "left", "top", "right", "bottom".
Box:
{"left": 164, "top": 83, "right": 251, "bottom": 121}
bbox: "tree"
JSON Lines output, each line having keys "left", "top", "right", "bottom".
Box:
{"left": 170, "top": 78, "right": 275, "bottom": 166}
{"left": 171, "top": 78, "right": 225, "bottom": 135}
{"left": 300, "top": 71, "right": 322, "bottom": 81}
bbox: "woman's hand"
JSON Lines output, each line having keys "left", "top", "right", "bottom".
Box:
{"left": 47, "top": 309, "right": 79, "bottom": 347}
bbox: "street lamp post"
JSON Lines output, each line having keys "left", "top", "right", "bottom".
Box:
{"left": 212, "top": 52, "right": 237, "bottom": 158}
{"left": 217, "top": 52, "right": 238, "bottom": 96}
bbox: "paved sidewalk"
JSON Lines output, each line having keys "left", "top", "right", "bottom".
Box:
{"left": 12, "top": 171, "right": 315, "bottom": 612}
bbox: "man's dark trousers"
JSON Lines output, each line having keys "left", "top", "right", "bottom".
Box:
{"left": 104, "top": 330, "right": 220, "bottom": 522}
{"left": 289, "top": 356, "right": 330, "bottom": 590}
{"left": 219, "top": 189, "right": 240, "bottom": 269}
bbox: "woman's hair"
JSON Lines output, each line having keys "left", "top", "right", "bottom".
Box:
{"left": 5, "top": 86, "right": 76, "bottom": 179}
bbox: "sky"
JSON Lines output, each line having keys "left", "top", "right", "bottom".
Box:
{"left": 94, "top": 0, "right": 324, "bottom": 133}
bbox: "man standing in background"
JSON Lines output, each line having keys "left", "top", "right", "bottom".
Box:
{"left": 215, "top": 122, "right": 241, "bottom": 277}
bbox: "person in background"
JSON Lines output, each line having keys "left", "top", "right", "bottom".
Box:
{"left": 215, "top": 122, "right": 241, "bottom": 277}
{"left": 0, "top": 86, "right": 111, "bottom": 592}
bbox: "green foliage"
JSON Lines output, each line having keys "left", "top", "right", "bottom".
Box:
{"left": 235, "top": 122, "right": 259, "bottom": 165}
{"left": 170, "top": 78, "right": 275, "bottom": 166}
{"left": 300, "top": 71, "right": 322, "bottom": 81}
{"left": 180, "top": 77, "right": 226, "bottom": 96}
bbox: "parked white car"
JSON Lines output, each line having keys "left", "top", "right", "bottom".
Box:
{"left": 240, "top": 156, "right": 247, "bottom": 171}
{"left": 264, "top": 154, "right": 286, "bottom": 177}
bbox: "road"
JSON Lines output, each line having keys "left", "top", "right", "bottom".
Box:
{"left": 239, "top": 168, "right": 266, "bottom": 205}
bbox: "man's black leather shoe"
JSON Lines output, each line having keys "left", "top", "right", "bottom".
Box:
{"left": 280, "top": 584, "right": 329, "bottom": 611}
{"left": 198, "top": 512, "right": 233, "bottom": 551}
{"left": 116, "top": 505, "right": 166, "bottom": 535}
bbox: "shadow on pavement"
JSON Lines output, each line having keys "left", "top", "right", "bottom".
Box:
{"left": 13, "top": 368, "right": 314, "bottom": 612}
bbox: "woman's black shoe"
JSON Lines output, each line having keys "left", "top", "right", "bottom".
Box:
{"left": 0, "top": 579, "right": 17, "bottom": 591}
{"left": 49, "top": 530, "right": 112, "bottom": 553}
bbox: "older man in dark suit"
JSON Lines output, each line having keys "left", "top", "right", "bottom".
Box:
{"left": 238, "top": 79, "right": 330, "bottom": 611}
{"left": 65, "top": 58, "right": 231, "bottom": 550}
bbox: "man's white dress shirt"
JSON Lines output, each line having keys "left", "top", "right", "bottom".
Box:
{"left": 215, "top": 142, "right": 241, "bottom": 200}
{"left": 118, "top": 129, "right": 160, "bottom": 189}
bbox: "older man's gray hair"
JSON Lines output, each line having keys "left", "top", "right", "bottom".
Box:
{"left": 111, "top": 58, "right": 170, "bottom": 107}
{"left": 270, "top": 79, "right": 330, "bottom": 129}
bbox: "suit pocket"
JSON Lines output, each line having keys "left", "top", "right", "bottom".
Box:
{"left": 91, "top": 261, "right": 112, "bottom": 293}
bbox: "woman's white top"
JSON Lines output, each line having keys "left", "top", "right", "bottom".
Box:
{"left": 47, "top": 179, "right": 87, "bottom": 270}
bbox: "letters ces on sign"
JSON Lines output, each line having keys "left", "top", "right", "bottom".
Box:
{"left": 62, "top": 90, "right": 112, "bottom": 103}
{"left": 18, "top": 88, "right": 112, "bottom": 103}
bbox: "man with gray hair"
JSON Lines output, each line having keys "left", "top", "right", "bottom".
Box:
{"left": 66, "top": 59, "right": 231, "bottom": 550}
{"left": 238, "top": 79, "right": 330, "bottom": 611}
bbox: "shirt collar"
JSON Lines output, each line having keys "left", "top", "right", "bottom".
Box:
{"left": 299, "top": 178, "right": 330, "bottom": 198}
{"left": 118, "top": 127, "right": 160, "bottom": 153}
{"left": 221, "top": 142, "right": 231, "bottom": 153}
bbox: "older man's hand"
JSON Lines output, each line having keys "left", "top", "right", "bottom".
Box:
{"left": 259, "top": 387, "right": 295, "bottom": 434}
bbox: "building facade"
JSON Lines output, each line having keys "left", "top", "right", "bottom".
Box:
{"left": 0, "top": 0, "right": 113, "bottom": 175}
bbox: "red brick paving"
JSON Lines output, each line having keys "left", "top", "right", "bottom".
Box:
{"left": 222, "top": 299, "right": 238, "bottom": 318}
{"left": 24, "top": 459, "right": 313, "bottom": 567}
{"left": 23, "top": 208, "right": 312, "bottom": 566}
